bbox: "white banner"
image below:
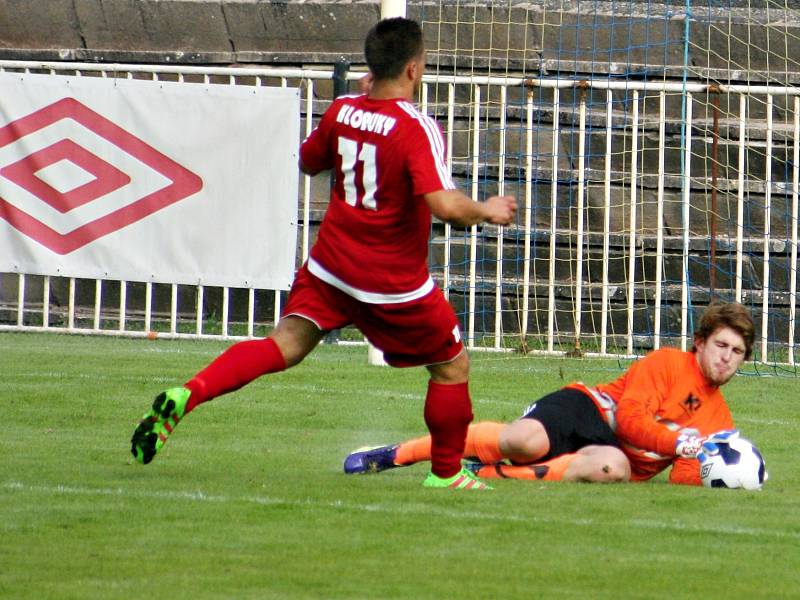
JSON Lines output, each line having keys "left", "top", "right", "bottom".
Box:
{"left": 0, "top": 71, "right": 299, "bottom": 290}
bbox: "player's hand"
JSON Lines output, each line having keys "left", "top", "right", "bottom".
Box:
{"left": 675, "top": 433, "right": 709, "bottom": 458}
{"left": 483, "top": 195, "right": 517, "bottom": 226}
{"left": 676, "top": 429, "right": 739, "bottom": 459}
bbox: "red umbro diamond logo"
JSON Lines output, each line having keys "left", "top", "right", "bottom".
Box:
{"left": 0, "top": 97, "right": 203, "bottom": 254}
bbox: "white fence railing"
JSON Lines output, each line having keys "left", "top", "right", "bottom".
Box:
{"left": 1, "top": 60, "right": 798, "bottom": 367}
{"left": 0, "top": 60, "right": 333, "bottom": 341}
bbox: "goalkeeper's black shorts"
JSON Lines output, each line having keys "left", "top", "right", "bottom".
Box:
{"left": 519, "top": 387, "right": 619, "bottom": 463}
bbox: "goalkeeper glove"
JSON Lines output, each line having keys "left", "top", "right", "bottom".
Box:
{"left": 676, "top": 429, "right": 739, "bottom": 459}
{"left": 675, "top": 434, "right": 707, "bottom": 458}
{"left": 696, "top": 429, "right": 740, "bottom": 462}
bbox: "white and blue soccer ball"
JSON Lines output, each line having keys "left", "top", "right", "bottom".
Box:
{"left": 699, "top": 435, "right": 767, "bottom": 490}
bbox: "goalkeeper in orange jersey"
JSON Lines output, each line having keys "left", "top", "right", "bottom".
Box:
{"left": 344, "top": 302, "right": 755, "bottom": 486}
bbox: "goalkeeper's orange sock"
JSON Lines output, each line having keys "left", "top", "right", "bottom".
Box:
{"left": 394, "top": 435, "right": 432, "bottom": 466}
{"left": 465, "top": 421, "right": 505, "bottom": 463}
{"left": 474, "top": 453, "right": 577, "bottom": 481}
{"left": 394, "top": 421, "right": 505, "bottom": 466}
{"left": 183, "top": 337, "right": 287, "bottom": 414}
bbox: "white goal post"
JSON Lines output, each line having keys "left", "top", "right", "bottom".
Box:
{"left": 363, "top": 0, "right": 409, "bottom": 366}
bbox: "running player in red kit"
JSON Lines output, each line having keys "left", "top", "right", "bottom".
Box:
{"left": 130, "top": 17, "right": 517, "bottom": 490}
{"left": 344, "top": 302, "right": 754, "bottom": 486}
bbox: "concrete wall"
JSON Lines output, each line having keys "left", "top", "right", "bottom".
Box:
{"left": 3, "top": 1, "right": 800, "bottom": 82}
{"left": 2, "top": 0, "right": 799, "bottom": 339}
{"left": 0, "top": 0, "right": 378, "bottom": 65}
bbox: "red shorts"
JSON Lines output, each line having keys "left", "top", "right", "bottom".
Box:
{"left": 282, "top": 264, "right": 464, "bottom": 368}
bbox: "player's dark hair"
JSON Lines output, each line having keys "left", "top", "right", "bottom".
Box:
{"left": 364, "top": 17, "right": 424, "bottom": 81}
{"left": 693, "top": 302, "right": 755, "bottom": 360}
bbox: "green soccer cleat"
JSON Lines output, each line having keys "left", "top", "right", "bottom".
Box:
{"left": 422, "top": 467, "right": 493, "bottom": 490}
{"left": 130, "top": 387, "right": 191, "bottom": 464}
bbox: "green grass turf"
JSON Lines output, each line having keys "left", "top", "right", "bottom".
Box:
{"left": 1, "top": 331, "right": 798, "bottom": 599}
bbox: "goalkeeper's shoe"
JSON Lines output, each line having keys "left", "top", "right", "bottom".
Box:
{"left": 422, "top": 467, "right": 493, "bottom": 490}
{"left": 464, "top": 461, "right": 484, "bottom": 474}
{"left": 464, "top": 461, "right": 495, "bottom": 478}
{"left": 343, "top": 444, "right": 400, "bottom": 474}
{"left": 130, "top": 387, "right": 191, "bottom": 464}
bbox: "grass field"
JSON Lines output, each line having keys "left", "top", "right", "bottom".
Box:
{"left": 1, "top": 331, "right": 798, "bottom": 599}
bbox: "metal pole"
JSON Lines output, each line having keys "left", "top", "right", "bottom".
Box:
{"left": 381, "top": 0, "right": 406, "bottom": 18}
{"left": 710, "top": 90, "right": 721, "bottom": 298}
{"left": 327, "top": 57, "right": 350, "bottom": 349}
{"left": 332, "top": 57, "right": 350, "bottom": 98}
{"left": 366, "top": 0, "right": 406, "bottom": 365}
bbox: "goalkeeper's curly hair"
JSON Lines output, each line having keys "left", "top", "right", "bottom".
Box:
{"left": 693, "top": 302, "right": 755, "bottom": 360}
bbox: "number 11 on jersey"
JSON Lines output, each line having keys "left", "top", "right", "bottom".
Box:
{"left": 338, "top": 136, "right": 378, "bottom": 210}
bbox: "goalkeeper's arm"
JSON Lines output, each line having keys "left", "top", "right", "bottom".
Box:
{"left": 668, "top": 457, "right": 703, "bottom": 486}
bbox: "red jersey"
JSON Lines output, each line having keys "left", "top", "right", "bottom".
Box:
{"left": 570, "top": 347, "right": 735, "bottom": 485}
{"left": 299, "top": 94, "right": 455, "bottom": 303}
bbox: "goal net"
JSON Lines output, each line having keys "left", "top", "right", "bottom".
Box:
{"left": 411, "top": 0, "right": 800, "bottom": 369}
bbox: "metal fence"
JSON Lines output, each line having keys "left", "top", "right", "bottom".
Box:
{"left": 1, "top": 59, "right": 798, "bottom": 367}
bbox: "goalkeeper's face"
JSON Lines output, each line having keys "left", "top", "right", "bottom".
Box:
{"left": 694, "top": 326, "right": 747, "bottom": 387}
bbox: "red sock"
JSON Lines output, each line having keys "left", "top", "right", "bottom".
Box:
{"left": 423, "top": 381, "right": 474, "bottom": 479}
{"left": 183, "top": 337, "right": 287, "bottom": 413}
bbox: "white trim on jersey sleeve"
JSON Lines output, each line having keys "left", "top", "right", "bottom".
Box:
{"left": 397, "top": 101, "right": 456, "bottom": 190}
{"left": 308, "top": 257, "right": 435, "bottom": 304}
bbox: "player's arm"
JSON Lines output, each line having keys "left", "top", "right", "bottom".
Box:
{"left": 298, "top": 103, "right": 337, "bottom": 177}
{"left": 299, "top": 136, "right": 333, "bottom": 176}
{"left": 299, "top": 158, "right": 324, "bottom": 176}
{"left": 408, "top": 117, "right": 516, "bottom": 227}
{"left": 613, "top": 353, "right": 684, "bottom": 457}
{"left": 424, "top": 189, "right": 516, "bottom": 227}
{"left": 667, "top": 457, "right": 702, "bottom": 486}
